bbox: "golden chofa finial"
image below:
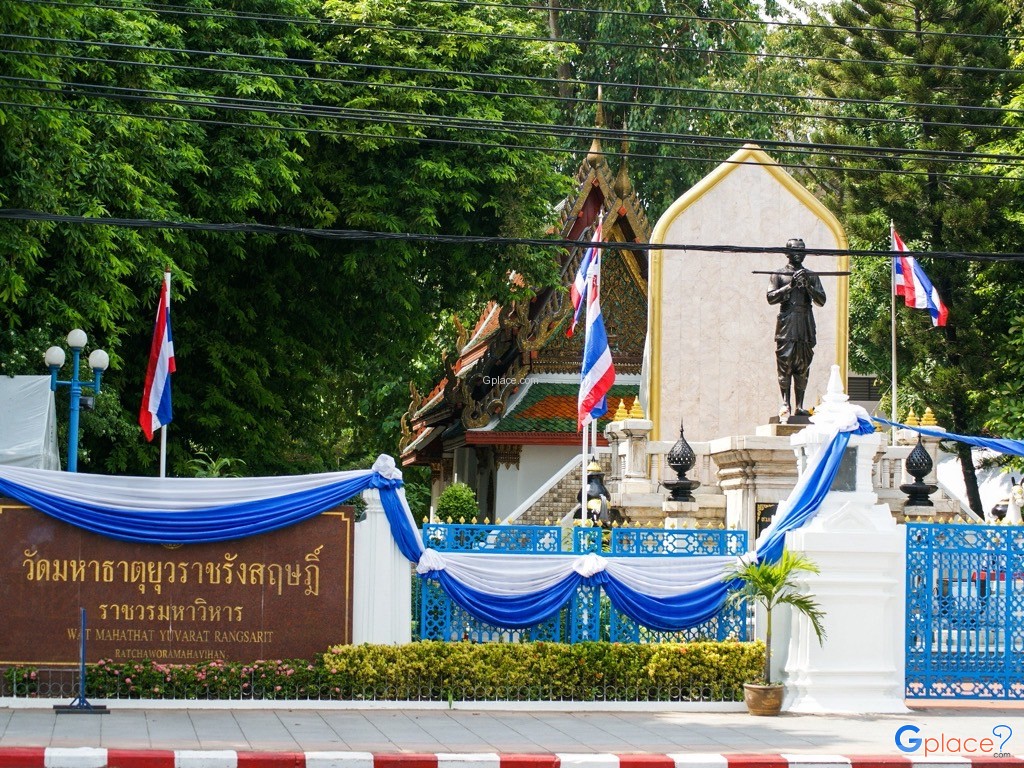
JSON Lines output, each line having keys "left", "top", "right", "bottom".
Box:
{"left": 905, "top": 409, "right": 920, "bottom": 426}
{"left": 613, "top": 120, "right": 633, "bottom": 198}
{"left": 587, "top": 85, "right": 606, "bottom": 167}
{"left": 628, "top": 398, "right": 645, "bottom": 419}
{"left": 920, "top": 407, "right": 938, "bottom": 426}
{"left": 613, "top": 398, "right": 629, "bottom": 421}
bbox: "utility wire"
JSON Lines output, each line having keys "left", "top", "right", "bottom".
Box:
{"left": 3, "top": 96, "right": 1021, "bottom": 184}
{"left": 1, "top": 8, "right": 1019, "bottom": 80}
{"left": 17, "top": 0, "right": 1024, "bottom": 46}
{"left": 5, "top": 74, "right": 1023, "bottom": 172}
{"left": 6, "top": 46, "right": 1024, "bottom": 138}
{"left": 4, "top": 32, "right": 1021, "bottom": 121}
{"left": 398, "top": 0, "right": 1024, "bottom": 44}
{"left": 4, "top": 208, "right": 1024, "bottom": 261}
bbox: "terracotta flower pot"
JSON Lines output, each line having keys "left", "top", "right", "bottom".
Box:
{"left": 743, "top": 682, "right": 784, "bottom": 716}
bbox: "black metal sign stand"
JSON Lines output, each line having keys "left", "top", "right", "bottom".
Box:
{"left": 54, "top": 608, "right": 108, "bottom": 714}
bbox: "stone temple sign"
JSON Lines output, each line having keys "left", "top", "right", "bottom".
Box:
{"left": 643, "top": 144, "right": 850, "bottom": 443}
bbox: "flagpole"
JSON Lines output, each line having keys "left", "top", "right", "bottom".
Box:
{"left": 159, "top": 425, "right": 168, "bottom": 478}
{"left": 890, "top": 221, "right": 898, "bottom": 446}
{"left": 581, "top": 426, "right": 588, "bottom": 526}
{"left": 590, "top": 246, "right": 601, "bottom": 459}
{"left": 160, "top": 267, "right": 171, "bottom": 477}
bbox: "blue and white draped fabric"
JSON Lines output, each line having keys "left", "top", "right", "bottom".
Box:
{"left": 415, "top": 548, "right": 739, "bottom": 630}
{"left": 407, "top": 413, "right": 874, "bottom": 632}
{"left": 0, "top": 410, "right": 876, "bottom": 632}
{"left": 0, "top": 455, "right": 405, "bottom": 544}
{"left": 873, "top": 417, "right": 1024, "bottom": 459}
{"left": 754, "top": 414, "right": 876, "bottom": 565}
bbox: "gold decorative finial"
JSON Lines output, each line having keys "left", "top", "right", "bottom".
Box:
{"left": 452, "top": 314, "right": 468, "bottom": 350}
{"left": 613, "top": 398, "right": 628, "bottom": 421}
{"left": 613, "top": 119, "right": 633, "bottom": 198}
{"left": 587, "top": 86, "right": 605, "bottom": 166}
{"left": 921, "top": 407, "right": 938, "bottom": 426}
{"left": 613, "top": 155, "right": 632, "bottom": 199}
{"left": 629, "top": 398, "right": 645, "bottom": 419}
{"left": 905, "top": 409, "right": 920, "bottom": 426}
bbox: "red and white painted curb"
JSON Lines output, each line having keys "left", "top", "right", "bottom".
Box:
{"left": 1, "top": 750, "right": 1023, "bottom": 768}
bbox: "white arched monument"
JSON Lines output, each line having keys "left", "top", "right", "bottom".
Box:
{"left": 644, "top": 144, "right": 850, "bottom": 443}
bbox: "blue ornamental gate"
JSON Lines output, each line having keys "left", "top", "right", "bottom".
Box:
{"left": 906, "top": 523, "right": 1024, "bottom": 699}
{"left": 417, "top": 523, "right": 749, "bottom": 643}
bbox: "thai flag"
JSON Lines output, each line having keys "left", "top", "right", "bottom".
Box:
{"left": 892, "top": 227, "right": 949, "bottom": 327}
{"left": 139, "top": 271, "right": 176, "bottom": 441}
{"left": 578, "top": 248, "right": 615, "bottom": 429}
{"left": 566, "top": 222, "right": 602, "bottom": 338}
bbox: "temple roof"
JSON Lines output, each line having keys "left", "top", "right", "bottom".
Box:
{"left": 400, "top": 128, "right": 651, "bottom": 466}
{"left": 488, "top": 381, "right": 640, "bottom": 435}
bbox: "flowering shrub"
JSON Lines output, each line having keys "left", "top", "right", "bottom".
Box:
{"left": 4, "top": 641, "right": 762, "bottom": 701}
{"left": 84, "top": 658, "right": 323, "bottom": 699}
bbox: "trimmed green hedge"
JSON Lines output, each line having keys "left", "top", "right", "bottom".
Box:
{"left": 321, "top": 640, "right": 763, "bottom": 701}
{"left": 5, "top": 641, "right": 763, "bottom": 701}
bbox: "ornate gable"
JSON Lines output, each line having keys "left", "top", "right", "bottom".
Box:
{"left": 401, "top": 123, "right": 652, "bottom": 463}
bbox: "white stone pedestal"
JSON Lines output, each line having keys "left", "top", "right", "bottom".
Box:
{"left": 708, "top": 435, "right": 798, "bottom": 537}
{"left": 353, "top": 488, "right": 413, "bottom": 645}
{"left": 782, "top": 508, "right": 907, "bottom": 713}
{"left": 621, "top": 417, "right": 657, "bottom": 495}
{"left": 780, "top": 364, "right": 909, "bottom": 713}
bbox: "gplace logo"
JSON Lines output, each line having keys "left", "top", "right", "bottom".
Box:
{"left": 895, "top": 724, "right": 1014, "bottom": 757}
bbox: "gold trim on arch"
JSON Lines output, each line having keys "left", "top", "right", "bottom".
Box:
{"left": 647, "top": 143, "right": 849, "bottom": 440}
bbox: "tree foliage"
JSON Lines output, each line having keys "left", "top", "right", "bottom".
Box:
{"left": 793, "top": 0, "right": 1023, "bottom": 511}
{"left": 548, "top": 0, "right": 804, "bottom": 213}
{"left": 0, "top": 0, "right": 569, "bottom": 476}
{"left": 974, "top": 11, "right": 1024, "bottom": 459}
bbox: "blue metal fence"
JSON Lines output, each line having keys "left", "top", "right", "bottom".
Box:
{"left": 906, "top": 523, "right": 1024, "bottom": 699}
{"left": 418, "top": 524, "right": 748, "bottom": 644}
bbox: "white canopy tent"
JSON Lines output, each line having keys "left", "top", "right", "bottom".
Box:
{"left": 0, "top": 375, "right": 60, "bottom": 470}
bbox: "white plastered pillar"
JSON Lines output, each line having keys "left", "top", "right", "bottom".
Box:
{"left": 352, "top": 487, "right": 413, "bottom": 645}
{"left": 781, "top": 364, "right": 908, "bottom": 713}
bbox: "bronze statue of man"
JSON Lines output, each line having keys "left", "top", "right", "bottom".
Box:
{"left": 766, "top": 238, "right": 826, "bottom": 416}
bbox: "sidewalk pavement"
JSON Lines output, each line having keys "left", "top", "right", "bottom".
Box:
{"left": 2, "top": 701, "right": 1024, "bottom": 768}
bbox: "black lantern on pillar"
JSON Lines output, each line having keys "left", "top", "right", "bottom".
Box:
{"left": 663, "top": 420, "right": 701, "bottom": 502}
{"left": 900, "top": 436, "right": 937, "bottom": 507}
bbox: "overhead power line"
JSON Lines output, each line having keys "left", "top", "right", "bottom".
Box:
{"left": 18, "top": 0, "right": 1024, "bottom": 45}
{"left": 5, "top": 46, "right": 1024, "bottom": 139}
{"left": 407, "top": 0, "right": 1024, "bottom": 44}
{"left": 4, "top": 74, "right": 1022, "bottom": 173}
{"left": 4, "top": 32, "right": 1020, "bottom": 122}
{"left": 2, "top": 4, "right": 1020, "bottom": 79}
{"left": 4, "top": 95, "right": 1021, "bottom": 185}
{"left": 4, "top": 208, "right": 1024, "bottom": 261}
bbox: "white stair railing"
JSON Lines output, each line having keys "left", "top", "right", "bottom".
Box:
{"left": 502, "top": 450, "right": 610, "bottom": 525}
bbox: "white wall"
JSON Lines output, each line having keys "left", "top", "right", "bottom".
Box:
{"left": 647, "top": 145, "right": 848, "bottom": 444}
{"left": 493, "top": 444, "right": 579, "bottom": 521}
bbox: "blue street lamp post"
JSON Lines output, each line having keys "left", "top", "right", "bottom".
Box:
{"left": 44, "top": 329, "right": 109, "bottom": 473}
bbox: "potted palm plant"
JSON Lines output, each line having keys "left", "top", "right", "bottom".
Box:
{"left": 725, "top": 549, "right": 827, "bottom": 716}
